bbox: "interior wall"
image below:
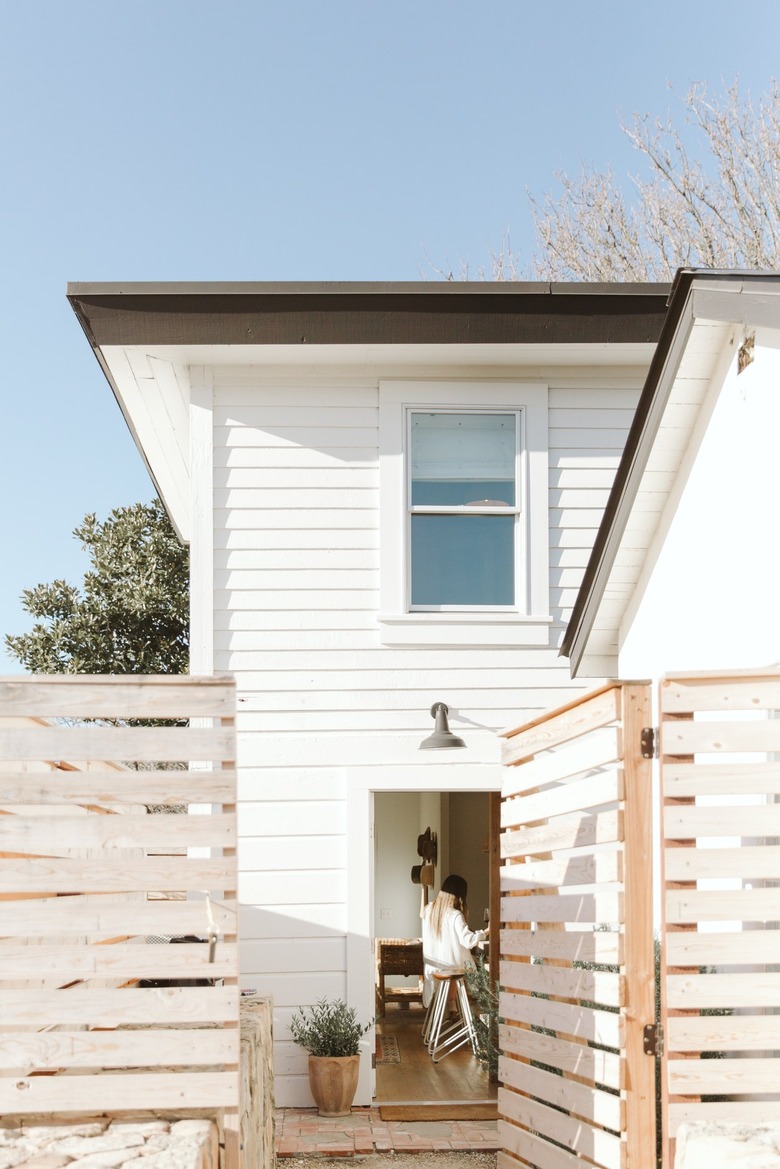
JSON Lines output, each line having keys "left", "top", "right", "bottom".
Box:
{"left": 447, "top": 792, "right": 490, "bottom": 929}
{"left": 374, "top": 792, "right": 425, "bottom": 940}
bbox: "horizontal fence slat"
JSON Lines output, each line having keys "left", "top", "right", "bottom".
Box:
{"left": 502, "top": 889, "right": 622, "bottom": 925}
{"left": 661, "top": 675, "right": 780, "bottom": 714}
{"left": 668, "top": 1057, "right": 780, "bottom": 1094}
{"left": 662, "top": 718, "right": 780, "bottom": 756}
{"left": 501, "top": 770, "right": 622, "bottom": 829}
{"left": 0, "top": 676, "right": 235, "bottom": 719}
{"left": 497, "top": 1087, "right": 622, "bottom": 1169}
{"left": 664, "top": 845, "right": 780, "bottom": 882}
{"left": 0, "top": 986, "right": 238, "bottom": 1025}
{"left": 500, "top": 990, "right": 622, "bottom": 1049}
{"left": 665, "top": 929, "right": 780, "bottom": 967}
{"left": 667, "top": 1013, "right": 780, "bottom": 1052}
{"left": 668, "top": 1101, "right": 780, "bottom": 1137}
{"left": 499, "top": 927, "right": 623, "bottom": 965}
{"left": 667, "top": 971, "right": 780, "bottom": 1010}
{"left": 497, "top": 1122, "right": 586, "bottom": 1169}
{"left": 0, "top": 727, "right": 234, "bottom": 764}
{"left": 501, "top": 728, "right": 621, "bottom": 800}
{"left": 502, "top": 685, "right": 622, "bottom": 765}
{"left": 666, "top": 887, "right": 780, "bottom": 923}
{"left": 663, "top": 761, "right": 780, "bottom": 798}
{"left": 502, "top": 809, "right": 622, "bottom": 859}
{"left": 0, "top": 1029, "right": 239, "bottom": 1071}
{"left": 0, "top": 771, "right": 237, "bottom": 806}
{"left": 0, "top": 856, "right": 235, "bottom": 894}
{"left": 0, "top": 813, "right": 235, "bottom": 851}
{"left": 501, "top": 850, "right": 622, "bottom": 891}
{"left": 664, "top": 805, "right": 780, "bottom": 838}
{"left": 0, "top": 942, "right": 238, "bottom": 981}
{"left": 499, "top": 1024, "right": 622, "bottom": 1090}
{"left": 499, "top": 959, "right": 623, "bottom": 1007}
{"left": 0, "top": 1070, "right": 240, "bottom": 1116}
{"left": 499, "top": 1056, "right": 624, "bottom": 1131}
{"left": 1, "top": 897, "right": 237, "bottom": 938}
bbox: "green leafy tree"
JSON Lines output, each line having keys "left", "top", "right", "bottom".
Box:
{"left": 5, "top": 500, "right": 189, "bottom": 675}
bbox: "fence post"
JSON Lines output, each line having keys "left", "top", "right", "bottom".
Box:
{"left": 621, "top": 683, "right": 656, "bottom": 1167}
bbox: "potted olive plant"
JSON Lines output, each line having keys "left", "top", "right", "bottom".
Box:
{"left": 290, "top": 998, "right": 372, "bottom": 1116}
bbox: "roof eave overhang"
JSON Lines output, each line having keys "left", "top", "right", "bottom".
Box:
{"left": 67, "top": 280, "right": 670, "bottom": 348}
{"left": 67, "top": 280, "right": 671, "bottom": 545}
{"left": 562, "top": 269, "right": 780, "bottom": 677}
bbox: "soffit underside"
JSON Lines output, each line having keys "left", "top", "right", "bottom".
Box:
{"left": 102, "top": 340, "right": 658, "bottom": 370}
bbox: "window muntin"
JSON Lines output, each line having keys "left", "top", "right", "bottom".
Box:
{"left": 408, "top": 411, "right": 520, "bottom": 609}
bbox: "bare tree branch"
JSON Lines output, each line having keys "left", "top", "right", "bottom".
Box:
{"left": 521, "top": 80, "right": 780, "bottom": 281}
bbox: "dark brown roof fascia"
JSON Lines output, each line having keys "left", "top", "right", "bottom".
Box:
{"left": 560, "top": 268, "right": 776, "bottom": 666}
{"left": 67, "top": 281, "right": 670, "bottom": 349}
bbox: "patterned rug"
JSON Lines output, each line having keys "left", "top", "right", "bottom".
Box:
{"left": 376, "top": 1034, "right": 401, "bottom": 1064}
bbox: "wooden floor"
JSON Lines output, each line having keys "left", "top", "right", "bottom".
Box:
{"left": 375, "top": 1005, "right": 497, "bottom": 1120}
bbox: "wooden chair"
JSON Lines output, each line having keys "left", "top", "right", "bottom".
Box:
{"left": 375, "top": 938, "right": 424, "bottom": 1015}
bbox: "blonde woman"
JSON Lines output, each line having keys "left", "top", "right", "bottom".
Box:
{"left": 420, "top": 874, "right": 489, "bottom": 1008}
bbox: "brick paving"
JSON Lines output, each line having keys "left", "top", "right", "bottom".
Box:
{"left": 275, "top": 1108, "right": 499, "bottom": 1157}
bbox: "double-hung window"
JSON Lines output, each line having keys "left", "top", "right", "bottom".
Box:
{"left": 409, "top": 411, "right": 518, "bottom": 608}
{"left": 379, "top": 380, "right": 550, "bottom": 647}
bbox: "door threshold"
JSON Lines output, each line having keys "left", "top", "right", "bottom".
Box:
{"left": 378, "top": 1100, "right": 498, "bottom": 1121}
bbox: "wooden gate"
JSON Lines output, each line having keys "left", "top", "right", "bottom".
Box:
{"left": 658, "top": 669, "right": 780, "bottom": 1155}
{"left": 0, "top": 675, "right": 238, "bottom": 1159}
{"left": 499, "top": 682, "right": 655, "bottom": 1169}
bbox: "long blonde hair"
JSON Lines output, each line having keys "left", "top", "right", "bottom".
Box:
{"left": 427, "top": 875, "right": 468, "bottom": 938}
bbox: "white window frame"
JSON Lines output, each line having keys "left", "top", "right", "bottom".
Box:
{"left": 379, "top": 380, "right": 550, "bottom": 647}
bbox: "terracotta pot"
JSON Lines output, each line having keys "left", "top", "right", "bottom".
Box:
{"left": 307, "top": 1054, "right": 360, "bottom": 1117}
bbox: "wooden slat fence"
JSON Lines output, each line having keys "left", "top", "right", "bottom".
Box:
{"left": 659, "top": 669, "right": 780, "bottom": 1154}
{"left": 499, "top": 683, "right": 655, "bottom": 1169}
{"left": 0, "top": 675, "right": 239, "bottom": 1160}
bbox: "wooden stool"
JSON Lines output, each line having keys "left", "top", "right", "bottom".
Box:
{"left": 423, "top": 969, "right": 478, "bottom": 1062}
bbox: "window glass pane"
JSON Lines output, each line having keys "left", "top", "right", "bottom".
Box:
{"left": 411, "top": 515, "right": 515, "bottom": 606}
{"left": 411, "top": 413, "right": 516, "bottom": 506}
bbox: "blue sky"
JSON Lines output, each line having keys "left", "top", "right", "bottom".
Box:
{"left": 1, "top": 0, "right": 778, "bottom": 669}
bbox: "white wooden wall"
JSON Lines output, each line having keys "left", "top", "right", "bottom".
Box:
{"left": 208, "top": 363, "right": 644, "bottom": 1106}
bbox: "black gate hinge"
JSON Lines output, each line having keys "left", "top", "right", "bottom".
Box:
{"left": 640, "top": 727, "right": 659, "bottom": 759}
{"left": 643, "top": 1022, "right": 662, "bottom": 1057}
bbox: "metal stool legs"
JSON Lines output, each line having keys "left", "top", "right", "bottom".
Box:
{"left": 423, "top": 970, "right": 478, "bottom": 1062}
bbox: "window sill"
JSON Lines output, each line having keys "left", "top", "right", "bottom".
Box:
{"left": 377, "top": 613, "right": 553, "bottom": 647}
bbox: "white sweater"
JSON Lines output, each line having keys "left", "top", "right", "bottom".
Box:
{"left": 421, "top": 904, "right": 487, "bottom": 1007}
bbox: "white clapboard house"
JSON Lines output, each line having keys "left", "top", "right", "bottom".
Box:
{"left": 68, "top": 280, "right": 671, "bottom": 1106}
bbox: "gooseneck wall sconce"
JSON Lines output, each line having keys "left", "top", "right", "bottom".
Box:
{"left": 419, "top": 702, "right": 467, "bottom": 750}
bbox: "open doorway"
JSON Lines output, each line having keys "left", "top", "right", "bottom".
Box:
{"left": 372, "top": 790, "right": 499, "bottom": 1119}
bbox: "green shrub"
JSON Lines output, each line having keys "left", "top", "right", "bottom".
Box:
{"left": 465, "top": 957, "right": 500, "bottom": 1079}
{"left": 289, "top": 998, "right": 373, "bottom": 1057}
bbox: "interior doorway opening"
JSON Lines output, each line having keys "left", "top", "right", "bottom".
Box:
{"left": 372, "top": 790, "right": 499, "bottom": 1119}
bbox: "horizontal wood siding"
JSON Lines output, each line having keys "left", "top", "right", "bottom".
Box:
{"left": 548, "top": 387, "right": 638, "bottom": 641}
{"left": 211, "top": 368, "right": 643, "bottom": 1106}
